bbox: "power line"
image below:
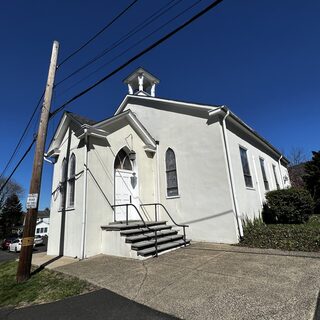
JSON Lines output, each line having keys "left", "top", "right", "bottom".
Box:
{"left": 1, "top": 0, "right": 224, "bottom": 191}
{"left": 55, "top": 0, "right": 203, "bottom": 98}
{"left": 0, "top": 138, "right": 36, "bottom": 194}
{"left": 55, "top": 0, "right": 182, "bottom": 87}
{"left": 51, "top": 0, "right": 224, "bottom": 119}
{"left": 58, "top": 0, "right": 139, "bottom": 67}
{"left": 0, "top": 92, "right": 44, "bottom": 180}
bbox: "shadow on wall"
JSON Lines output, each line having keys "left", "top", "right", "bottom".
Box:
{"left": 182, "top": 209, "right": 234, "bottom": 225}
{"left": 87, "top": 167, "right": 113, "bottom": 209}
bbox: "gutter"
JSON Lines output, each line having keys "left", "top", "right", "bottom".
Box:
{"left": 220, "top": 108, "right": 243, "bottom": 239}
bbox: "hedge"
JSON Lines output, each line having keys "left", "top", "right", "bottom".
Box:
{"left": 239, "top": 218, "right": 320, "bottom": 252}
{"left": 262, "top": 188, "right": 314, "bottom": 224}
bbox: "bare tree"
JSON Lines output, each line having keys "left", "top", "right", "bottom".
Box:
{"left": 287, "top": 147, "right": 308, "bottom": 188}
{"left": 288, "top": 147, "right": 307, "bottom": 167}
{"left": 0, "top": 178, "right": 24, "bottom": 211}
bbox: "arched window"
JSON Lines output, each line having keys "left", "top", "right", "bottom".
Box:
{"left": 165, "top": 148, "right": 178, "bottom": 196}
{"left": 68, "top": 153, "right": 76, "bottom": 207}
{"left": 60, "top": 158, "right": 67, "bottom": 209}
{"left": 114, "top": 148, "right": 132, "bottom": 171}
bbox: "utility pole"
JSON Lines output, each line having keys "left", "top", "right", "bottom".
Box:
{"left": 16, "top": 41, "right": 59, "bottom": 283}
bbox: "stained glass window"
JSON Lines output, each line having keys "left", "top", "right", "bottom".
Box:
{"left": 239, "top": 147, "right": 253, "bottom": 188}
{"left": 114, "top": 149, "right": 133, "bottom": 170}
{"left": 259, "top": 158, "right": 269, "bottom": 191}
{"left": 60, "top": 158, "right": 67, "bottom": 209}
{"left": 68, "top": 153, "right": 76, "bottom": 207}
{"left": 166, "top": 148, "right": 178, "bottom": 196}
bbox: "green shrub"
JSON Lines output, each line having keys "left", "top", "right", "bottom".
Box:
{"left": 239, "top": 218, "right": 320, "bottom": 252}
{"left": 262, "top": 188, "right": 314, "bottom": 224}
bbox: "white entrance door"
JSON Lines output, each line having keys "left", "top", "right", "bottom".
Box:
{"left": 115, "top": 169, "right": 139, "bottom": 221}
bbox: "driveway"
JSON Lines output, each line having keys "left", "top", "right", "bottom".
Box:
{"left": 0, "top": 289, "right": 177, "bottom": 320}
{"left": 51, "top": 243, "right": 320, "bottom": 320}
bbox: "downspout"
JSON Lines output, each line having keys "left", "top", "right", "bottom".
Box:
{"left": 277, "top": 155, "right": 285, "bottom": 188}
{"left": 155, "top": 141, "right": 160, "bottom": 204}
{"left": 221, "top": 109, "right": 243, "bottom": 239}
{"left": 80, "top": 129, "right": 88, "bottom": 259}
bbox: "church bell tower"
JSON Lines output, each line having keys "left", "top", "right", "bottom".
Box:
{"left": 123, "top": 67, "right": 160, "bottom": 97}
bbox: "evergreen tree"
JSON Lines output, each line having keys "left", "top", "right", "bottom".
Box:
{"left": 303, "top": 151, "right": 320, "bottom": 213}
{"left": 0, "top": 193, "right": 23, "bottom": 237}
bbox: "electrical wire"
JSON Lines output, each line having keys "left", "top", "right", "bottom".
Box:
{"left": 58, "top": 0, "right": 139, "bottom": 67}
{"left": 56, "top": 0, "right": 204, "bottom": 97}
{"left": 0, "top": 138, "right": 36, "bottom": 194}
{"left": 51, "top": 0, "right": 224, "bottom": 119}
{"left": 55, "top": 0, "right": 202, "bottom": 98}
{"left": 0, "top": 92, "right": 44, "bottom": 180}
{"left": 1, "top": 0, "right": 224, "bottom": 191}
{"left": 55, "top": 0, "right": 182, "bottom": 87}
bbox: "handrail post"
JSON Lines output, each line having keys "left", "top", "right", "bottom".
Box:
{"left": 154, "top": 229, "right": 158, "bottom": 257}
{"left": 126, "top": 204, "right": 128, "bottom": 225}
{"left": 183, "top": 226, "right": 186, "bottom": 247}
{"left": 155, "top": 204, "right": 158, "bottom": 222}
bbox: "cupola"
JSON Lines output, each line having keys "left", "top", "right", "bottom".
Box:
{"left": 123, "top": 67, "right": 160, "bottom": 97}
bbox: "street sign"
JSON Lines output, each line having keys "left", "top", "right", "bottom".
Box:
{"left": 26, "top": 193, "right": 38, "bottom": 209}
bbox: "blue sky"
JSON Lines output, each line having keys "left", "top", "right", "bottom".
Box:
{"left": 0, "top": 0, "right": 319, "bottom": 209}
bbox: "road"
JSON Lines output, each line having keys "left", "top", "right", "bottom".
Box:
{"left": 0, "top": 237, "right": 47, "bottom": 263}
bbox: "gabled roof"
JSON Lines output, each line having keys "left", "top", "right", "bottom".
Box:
{"left": 68, "top": 112, "right": 97, "bottom": 126}
{"left": 47, "top": 112, "right": 97, "bottom": 155}
{"left": 47, "top": 110, "right": 157, "bottom": 156}
{"left": 93, "top": 110, "right": 156, "bottom": 150}
{"left": 114, "top": 94, "right": 219, "bottom": 116}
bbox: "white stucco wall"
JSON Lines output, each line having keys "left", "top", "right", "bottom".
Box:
{"left": 47, "top": 128, "right": 85, "bottom": 258}
{"left": 123, "top": 102, "right": 239, "bottom": 244}
{"left": 84, "top": 124, "right": 156, "bottom": 257}
{"left": 226, "top": 120, "right": 289, "bottom": 221}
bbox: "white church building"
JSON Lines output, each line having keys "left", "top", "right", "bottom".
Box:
{"left": 47, "top": 67, "right": 290, "bottom": 260}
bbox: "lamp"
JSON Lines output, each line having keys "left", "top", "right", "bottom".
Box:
{"left": 129, "top": 150, "right": 136, "bottom": 161}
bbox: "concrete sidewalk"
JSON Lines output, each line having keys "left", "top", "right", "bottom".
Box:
{"left": 51, "top": 243, "right": 320, "bottom": 320}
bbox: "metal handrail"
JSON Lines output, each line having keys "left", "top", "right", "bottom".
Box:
{"left": 140, "top": 203, "right": 189, "bottom": 247}
{"left": 111, "top": 203, "right": 159, "bottom": 257}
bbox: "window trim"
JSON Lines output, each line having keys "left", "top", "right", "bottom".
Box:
{"left": 239, "top": 146, "right": 253, "bottom": 189}
{"left": 272, "top": 164, "right": 280, "bottom": 190}
{"left": 259, "top": 157, "right": 269, "bottom": 191}
{"left": 59, "top": 158, "right": 68, "bottom": 210}
{"left": 67, "top": 153, "right": 76, "bottom": 208}
{"left": 165, "top": 148, "right": 179, "bottom": 197}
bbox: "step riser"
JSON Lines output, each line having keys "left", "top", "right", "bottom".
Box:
{"left": 120, "top": 225, "right": 172, "bottom": 237}
{"left": 131, "top": 235, "right": 184, "bottom": 251}
{"left": 126, "top": 231, "right": 178, "bottom": 243}
{"left": 137, "top": 240, "right": 191, "bottom": 257}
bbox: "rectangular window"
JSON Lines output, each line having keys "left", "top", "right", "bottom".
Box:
{"left": 36, "top": 228, "right": 40, "bottom": 233}
{"left": 259, "top": 158, "right": 269, "bottom": 191}
{"left": 44, "top": 228, "right": 47, "bottom": 233}
{"left": 239, "top": 147, "right": 253, "bottom": 188}
{"left": 272, "top": 165, "right": 280, "bottom": 189}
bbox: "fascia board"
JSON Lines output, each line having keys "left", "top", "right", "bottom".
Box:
{"left": 47, "top": 113, "right": 69, "bottom": 153}
{"left": 114, "top": 95, "right": 219, "bottom": 116}
{"left": 93, "top": 110, "right": 156, "bottom": 148}
{"left": 226, "top": 110, "right": 289, "bottom": 164}
{"left": 127, "top": 113, "right": 156, "bottom": 148}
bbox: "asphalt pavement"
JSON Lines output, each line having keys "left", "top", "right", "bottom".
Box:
{"left": 0, "top": 237, "right": 47, "bottom": 263}
{"left": 0, "top": 289, "right": 178, "bottom": 320}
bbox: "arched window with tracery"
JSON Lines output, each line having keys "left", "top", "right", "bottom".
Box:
{"left": 114, "top": 148, "right": 132, "bottom": 171}
{"left": 60, "top": 158, "right": 67, "bottom": 209}
{"left": 165, "top": 148, "right": 179, "bottom": 197}
{"left": 68, "top": 153, "right": 76, "bottom": 207}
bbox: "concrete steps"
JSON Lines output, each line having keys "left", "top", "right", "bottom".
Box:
{"left": 102, "top": 220, "right": 190, "bottom": 258}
